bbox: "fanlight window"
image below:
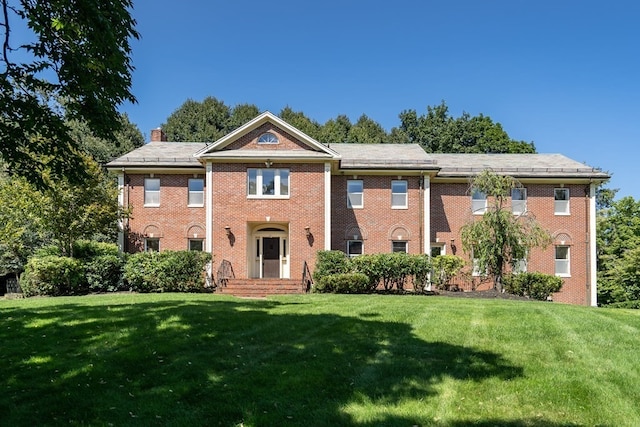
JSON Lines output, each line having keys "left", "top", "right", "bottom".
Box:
{"left": 258, "top": 132, "right": 279, "bottom": 144}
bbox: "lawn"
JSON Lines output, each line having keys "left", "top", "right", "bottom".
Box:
{"left": 1, "top": 293, "right": 639, "bottom": 426}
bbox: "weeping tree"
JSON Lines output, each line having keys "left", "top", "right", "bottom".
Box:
{"left": 461, "top": 170, "right": 551, "bottom": 292}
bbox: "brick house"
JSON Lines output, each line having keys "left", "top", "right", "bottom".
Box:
{"left": 107, "top": 112, "right": 609, "bottom": 305}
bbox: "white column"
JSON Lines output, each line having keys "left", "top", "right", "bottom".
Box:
{"left": 324, "top": 162, "right": 331, "bottom": 250}
{"left": 117, "top": 172, "right": 125, "bottom": 252}
{"left": 589, "top": 183, "right": 597, "bottom": 306}
{"left": 423, "top": 174, "right": 431, "bottom": 255}
{"left": 206, "top": 162, "right": 213, "bottom": 253}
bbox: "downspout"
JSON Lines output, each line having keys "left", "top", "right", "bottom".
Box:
{"left": 419, "top": 174, "right": 424, "bottom": 253}
{"left": 588, "top": 182, "right": 597, "bottom": 306}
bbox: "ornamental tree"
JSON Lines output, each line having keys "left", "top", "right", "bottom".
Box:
{"left": 460, "top": 170, "right": 551, "bottom": 292}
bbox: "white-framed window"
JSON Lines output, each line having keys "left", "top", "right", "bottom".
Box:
{"left": 347, "top": 240, "right": 363, "bottom": 257}
{"left": 391, "top": 180, "right": 408, "bottom": 209}
{"left": 188, "top": 178, "right": 204, "bottom": 206}
{"left": 347, "top": 180, "right": 363, "bottom": 208}
{"left": 247, "top": 168, "right": 289, "bottom": 198}
{"left": 554, "top": 188, "right": 570, "bottom": 215}
{"left": 471, "top": 189, "right": 487, "bottom": 215}
{"left": 513, "top": 257, "right": 528, "bottom": 274}
{"left": 392, "top": 241, "right": 408, "bottom": 253}
{"left": 145, "top": 238, "right": 160, "bottom": 252}
{"left": 511, "top": 188, "right": 527, "bottom": 215}
{"left": 188, "top": 239, "right": 204, "bottom": 251}
{"left": 257, "top": 132, "right": 279, "bottom": 144}
{"left": 555, "top": 245, "right": 570, "bottom": 277}
{"left": 430, "top": 245, "right": 444, "bottom": 257}
{"left": 144, "top": 178, "right": 160, "bottom": 206}
{"left": 472, "top": 258, "right": 483, "bottom": 277}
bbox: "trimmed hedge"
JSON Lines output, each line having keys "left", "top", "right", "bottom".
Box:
{"left": 20, "top": 255, "right": 86, "bottom": 297}
{"left": 123, "top": 250, "right": 211, "bottom": 293}
{"left": 314, "top": 272, "right": 370, "bottom": 294}
{"left": 85, "top": 254, "right": 127, "bottom": 292}
{"left": 503, "top": 272, "right": 563, "bottom": 301}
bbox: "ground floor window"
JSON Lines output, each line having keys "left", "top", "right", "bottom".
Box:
{"left": 555, "top": 246, "right": 570, "bottom": 276}
{"left": 392, "top": 241, "right": 407, "bottom": 253}
{"left": 189, "top": 239, "right": 204, "bottom": 251}
{"left": 145, "top": 238, "right": 160, "bottom": 252}
{"left": 431, "top": 245, "right": 444, "bottom": 257}
{"left": 347, "top": 240, "right": 363, "bottom": 257}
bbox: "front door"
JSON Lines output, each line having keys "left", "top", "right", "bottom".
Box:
{"left": 262, "top": 237, "right": 280, "bottom": 278}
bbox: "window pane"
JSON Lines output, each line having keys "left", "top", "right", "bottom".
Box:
{"left": 146, "top": 238, "right": 159, "bottom": 252}
{"left": 145, "top": 178, "right": 160, "bottom": 191}
{"left": 144, "top": 178, "right": 160, "bottom": 205}
{"left": 348, "top": 240, "right": 363, "bottom": 257}
{"left": 392, "top": 193, "right": 407, "bottom": 207}
{"left": 247, "top": 169, "right": 257, "bottom": 195}
{"left": 347, "top": 180, "right": 363, "bottom": 208}
{"left": 348, "top": 180, "right": 363, "bottom": 193}
{"left": 189, "top": 239, "right": 203, "bottom": 251}
{"left": 392, "top": 241, "right": 407, "bottom": 253}
{"left": 392, "top": 180, "right": 407, "bottom": 208}
{"left": 555, "top": 188, "right": 569, "bottom": 201}
{"left": 555, "top": 246, "right": 569, "bottom": 259}
{"left": 512, "top": 188, "right": 526, "bottom": 200}
{"left": 348, "top": 193, "right": 363, "bottom": 208}
{"left": 279, "top": 169, "right": 289, "bottom": 195}
{"left": 188, "top": 179, "right": 204, "bottom": 192}
{"left": 188, "top": 179, "right": 204, "bottom": 205}
{"left": 431, "top": 246, "right": 443, "bottom": 257}
{"left": 262, "top": 169, "right": 275, "bottom": 195}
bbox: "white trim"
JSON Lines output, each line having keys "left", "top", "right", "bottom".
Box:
{"left": 205, "top": 162, "right": 213, "bottom": 253}
{"left": 589, "top": 183, "right": 597, "bottom": 306}
{"left": 423, "top": 175, "right": 430, "bottom": 255}
{"left": 324, "top": 162, "right": 331, "bottom": 250}
{"left": 117, "top": 172, "right": 125, "bottom": 252}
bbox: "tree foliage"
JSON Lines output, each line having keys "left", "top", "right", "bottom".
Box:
{"left": 460, "top": 170, "right": 551, "bottom": 292}
{"left": 1, "top": 0, "right": 138, "bottom": 186}
{"left": 597, "top": 196, "right": 640, "bottom": 305}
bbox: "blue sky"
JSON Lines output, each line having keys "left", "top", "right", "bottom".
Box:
{"left": 120, "top": 1, "right": 639, "bottom": 200}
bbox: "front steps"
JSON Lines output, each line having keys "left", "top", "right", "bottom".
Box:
{"left": 216, "top": 278, "right": 309, "bottom": 298}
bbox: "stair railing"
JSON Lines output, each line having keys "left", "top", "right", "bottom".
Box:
{"left": 301, "top": 261, "right": 313, "bottom": 293}
{"left": 216, "top": 259, "right": 235, "bottom": 288}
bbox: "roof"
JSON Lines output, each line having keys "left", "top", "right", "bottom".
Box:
{"left": 329, "top": 143, "right": 437, "bottom": 169}
{"left": 428, "top": 153, "right": 610, "bottom": 179}
{"left": 106, "top": 142, "right": 207, "bottom": 168}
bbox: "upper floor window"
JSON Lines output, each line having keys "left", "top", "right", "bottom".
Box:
{"left": 554, "top": 188, "right": 570, "bottom": 215}
{"left": 248, "top": 168, "right": 289, "bottom": 198}
{"left": 555, "top": 245, "right": 570, "bottom": 277}
{"left": 258, "top": 132, "right": 279, "bottom": 144}
{"left": 188, "top": 178, "right": 204, "bottom": 206}
{"left": 347, "top": 180, "right": 364, "bottom": 208}
{"left": 511, "top": 188, "right": 527, "bottom": 215}
{"left": 144, "top": 178, "right": 160, "bottom": 206}
{"left": 471, "top": 189, "right": 487, "bottom": 215}
{"left": 391, "top": 180, "right": 408, "bottom": 209}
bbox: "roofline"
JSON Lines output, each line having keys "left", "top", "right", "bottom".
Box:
{"left": 193, "top": 111, "right": 340, "bottom": 158}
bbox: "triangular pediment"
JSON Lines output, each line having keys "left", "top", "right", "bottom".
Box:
{"left": 194, "top": 111, "right": 339, "bottom": 160}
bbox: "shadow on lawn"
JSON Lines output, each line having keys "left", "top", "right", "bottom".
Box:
{"left": 1, "top": 297, "right": 533, "bottom": 426}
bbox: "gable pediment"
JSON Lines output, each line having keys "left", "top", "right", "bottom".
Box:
{"left": 195, "top": 111, "right": 339, "bottom": 161}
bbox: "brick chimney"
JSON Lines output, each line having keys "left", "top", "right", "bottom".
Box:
{"left": 151, "top": 127, "right": 167, "bottom": 142}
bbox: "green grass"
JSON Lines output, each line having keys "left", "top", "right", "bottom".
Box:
{"left": 1, "top": 293, "right": 639, "bottom": 426}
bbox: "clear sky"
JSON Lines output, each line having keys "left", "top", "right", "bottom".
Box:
{"left": 120, "top": 0, "right": 639, "bottom": 200}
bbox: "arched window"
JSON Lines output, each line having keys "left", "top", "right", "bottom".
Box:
{"left": 258, "top": 132, "right": 279, "bottom": 144}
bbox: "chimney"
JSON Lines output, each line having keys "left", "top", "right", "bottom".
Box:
{"left": 151, "top": 127, "right": 167, "bottom": 142}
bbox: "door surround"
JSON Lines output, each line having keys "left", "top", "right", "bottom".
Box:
{"left": 249, "top": 223, "right": 289, "bottom": 279}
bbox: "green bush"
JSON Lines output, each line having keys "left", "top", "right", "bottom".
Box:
{"left": 313, "top": 250, "right": 351, "bottom": 283}
{"left": 605, "top": 300, "right": 640, "bottom": 309}
{"left": 503, "top": 272, "right": 563, "bottom": 301}
{"left": 20, "top": 255, "right": 86, "bottom": 297}
{"left": 314, "top": 272, "right": 370, "bottom": 294}
{"left": 410, "top": 254, "right": 432, "bottom": 292}
{"left": 123, "top": 251, "right": 211, "bottom": 293}
{"left": 73, "top": 240, "right": 120, "bottom": 260}
{"left": 85, "top": 254, "right": 126, "bottom": 292}
{"left": 431, "top": 255, "right": 465, "bottom": 290}
{"left": 350, "top": 254, "right": 383, "bottom": 291}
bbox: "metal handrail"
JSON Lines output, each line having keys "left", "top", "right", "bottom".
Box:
{"left": 216, "top": 259, "right": 235, "bottom": 288}
{"left": 302, "top": 261, "right": 313, "bottom": 293}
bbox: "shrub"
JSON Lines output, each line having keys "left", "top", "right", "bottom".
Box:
{"left": 314, "top": 272, "right": 370, "bottom": 294}
{"left": 313, "top": 250, "right": 351, "bottom": 283}
{"left": 73, "top": 240, "right": 119, "bottom": 260}
{"left": 410, "top": 254, "right": 432, "bottom": 292}
{"left": 605, "top": 300, "right": 640, "bottom": 309}
{"left": 431, "top": 255, "right": 465, "bottom": 290}
{"left": 503, "top": 272, "right": 563, "bottom": 301}
{"left": 20, "top": 255, "right": 86, "bottom": 297}
{"left": 123, "top": 251, "right": 211, "bottom": 293}
{"left": 350, "top": 254, "right": 383, "bottom": 291}
{"left": 85, "top": 254, "right": 126, "bottom": 292}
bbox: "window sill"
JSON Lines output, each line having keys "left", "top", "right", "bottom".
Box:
{"left": 554, "top": 212, "right": 571, "bottom": 216}
{"left": 187, "top": 204, "right": 205, "bottom": 208}
{"left": 391, "top": 206, "right": 408, "bottom": 210}
{"left": 247, "top": 195, "right": 290, "bottom": 200}
{"left": 144, "top": 204, "right": 160, "bottom": 208}
{"left": 555, "top": 273, "right": 571, "bottom": 278}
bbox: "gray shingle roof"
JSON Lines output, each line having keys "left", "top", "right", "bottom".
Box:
{"left": 428, "top": 153, "right": 609, "bottom": 178}
{"left": 329, "top": 143, "right": 437, "bottom": 169}
{"left": 106, "top": 142, "right": 207, "bottom": 168}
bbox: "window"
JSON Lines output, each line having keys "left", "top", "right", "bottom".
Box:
{"left": 392, "top": 241, "right": 408, "bottom": 253}
{"left": 391, "top": 180, "right": 408, "bottom": 209}
{"left": 189, "top": 239, "right": 204, "bottom": 251}
{"left": 555, "top": 246, "right": 570, "bottom": 276}
{"left": 145, "top": 238, "right": 160, "bottom": 252}
{"left": 511, "top": 188, "right": 527, "bottom": 215}
{"left": 347, "top": 180, "right": 363, "bottom": 208}
{"left": 554, "top": 188, "right": 570, "bottom": 215}
{"left": 472, "top": 258, "right": 483, "bottom": 277}
{"left": 431, "top": 245, "right": 444, "bottom": 257}
{"left": 471, "top": 189, "right": 487, "bottom": 214}
{"left": 257, "top": 132, "right": 278, "bottom": 144}
{"left": 188, "top": 178, "right": 204, "bottom": 206}
{"left": 144, "top": 178, "right": 160, "bottom": 206}
{"left": 247, "top": 169, "right": 289, "bottom": 198}
{"left": 513, "top": 257, "right": 527, "bottom": 274}
{"left": 347, "top": 240, "right": 363, "bottom": 257}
